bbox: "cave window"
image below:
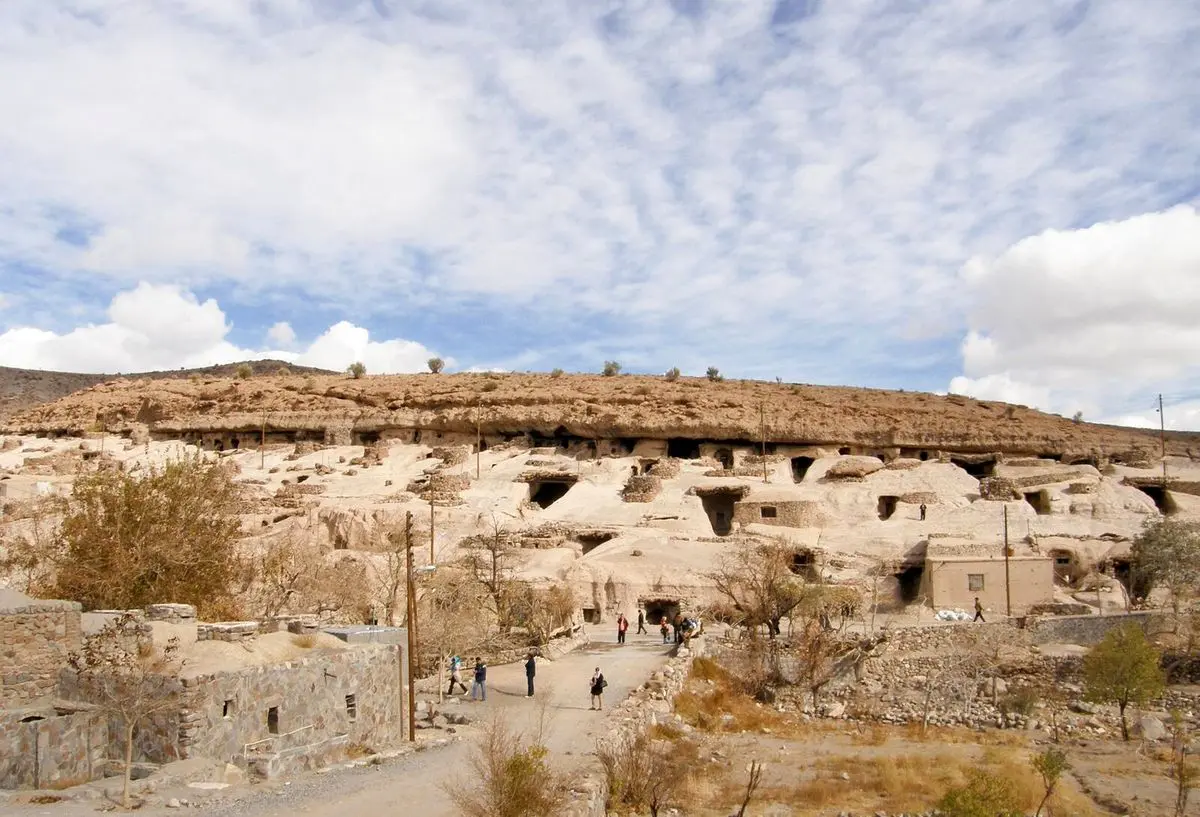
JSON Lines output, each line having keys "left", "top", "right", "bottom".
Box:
{"left": 1024, "top": 490, "right": 1052, "bottom": 515}
{"left": 968, "top": 574, "right": 985, "bottom": 592}
{"left": 838, "top": 447, "right": 851, "bottom": 456}
{"left": 877, "top": 495, "right": 899, "bottom": 521}
{"left": 1054, "top": 555, "right": 1071, "bottom": 567}
{"left": 791, "top": 456, "right": 814, "bottom": 483}
{"left": 714, "top": 448, "right": 734, "bottom": 469}
{"left": 667, "top": 438, "right": 701, "bottom": 459}
{"left": 530, "top": 481, "right": 571, "bottom": 509}
{"left": 223, "top": 699, "right": 235, "bottom": 718}
{"left": 345, "top": 694, "right": 357, "bottom": 721}
{"left": 760, "top": 506, "right": 777, "bottom": 519}
{"left": 790, "top": 550, "right": 817, "bottom": 579}
{"left": 582, "top": 608, "right": 599, "bottom": 624}
{"left": 267, "top": 707, "right": 280, "bottom": 734}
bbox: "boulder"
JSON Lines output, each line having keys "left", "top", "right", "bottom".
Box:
{"left": 1135, "top": 715, "right": 1167, "bottom": 742}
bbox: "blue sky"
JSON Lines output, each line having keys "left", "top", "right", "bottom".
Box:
{"left": 0, "top": 0, "right": 1198, "bottom": 428}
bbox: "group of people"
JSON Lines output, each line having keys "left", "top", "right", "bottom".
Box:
{"left": 616, "top": 609, "right": 699, "bottom": 645}
{"left": 445, "top": 653, "right": 610, "bottom": 709}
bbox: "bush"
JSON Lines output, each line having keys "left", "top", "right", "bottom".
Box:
{"left": 998, "top": 687, "right": 1039, "bottom": 717}
{"left": 664, "top": 367, "right": 680, "bottom": 381}
{"left": 428, "top": 357, "right": 445, "bottom": 374}
{"left": 446, "top": 716, "right": 567, "bottom": 817}
{"left": 275, "top": 366, "right": 290, "bottom": 376}
{"left": 706, "top": 366, "right": 723, "bottom": 382}
{"left": 936, "top": 769, "right": 1023, "bottom": 817}
{"left": 550, "top": 368, "right": 564, "bottom": 378}
{"left": 347, "top": 361, "right": 367, "bottom": 379}
{"left": 597, "top": 730, "right": 699, "bottom": 816}
{"left": 235, "top": 363, "right": 253, "bottom": 380}
{"left": 602, "top": 361, "right": 621, "bottom": 377}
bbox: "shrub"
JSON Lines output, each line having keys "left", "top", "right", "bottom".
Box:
{"left": 936, "top": 769, "right": 1023, "bottom": 817}
{"left": 1084, "top": 623, "right": 1165, "bottom": 740}
{"left": 291, "top": 633, "right": 317, "bottom": 649}
{"left": 446, "top": 716, "right": 567, "bottom": 817}
{"left": 550, "top": 368, "right": 564, "bottom": 377}
{"left": 347, "top": 361, "right": 367, "bottom": 379}
{"left": 664, "top": 367, "right": 680, "bottom": 381}
{"left": 428, "top": 357, "right": 445, "bottom": 374}
{"left": 602, "top": 361, "right": 622, "bottom": 376}
{"left": 998, "top": 687, "right": 1039, "bottom": 717}
{"left": 706, "top": 366, "right": 723, "bottom": 382}
{"left": 235, "top": 363, "right": 253, "bottom": 380}
{"left": 275, "top": 366, "right": 290, "bottom": 376}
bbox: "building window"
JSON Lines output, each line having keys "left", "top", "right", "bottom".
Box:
{"left": 1055, "top": 556, "right": 1071, "bottom": 566}
{"left": 968, "top": 574, "right": 985, "bottom": 592}
{"left": 223, "top": 699, "right": 235, "bottom": 719}
{"left": 582, "top": 608, "right": 599, "bottom": 624}
{"left": 267, "top": 707, "right": 280, "bottom": 734}
{"left": 760, "top": 506, "right": 777, "bottom": 519}
{"left": 345, "top": 694, "right": 357, "bottom": 721}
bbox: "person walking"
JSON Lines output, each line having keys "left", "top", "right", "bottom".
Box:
{"left": 636, "top": 609, "right": 647, "bottom": 635}
{"left": 589, "top": 667, "right": 607, "bottom": 710}
{"left": 447, "top": 654, "right": 468, "bottom": 696}
{"left": 524, "top": 652, "right": 536, "bottom": 698}
{"left": 919, "top": 503, "right": 927, "bottom": 521}
{"left": 659, "top": 619, "right": 670, "bottom": 643}
{"left": 617, "top": 614, "right": 628, "bottom": 644}
{"left": 973, "top": 597, "right": 985, "bottom": 623}
{"left": 470, "top": 657, "right": 487, "bottom": 701}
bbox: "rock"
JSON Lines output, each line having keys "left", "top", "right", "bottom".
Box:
{"left": 821, "top": 702, "right": 846, "bottom": 718}
{"left": 1135, "top": 715, "right": 1167, "bottom": 741}
{"left": 222, "top": 763, "right": 246, "bottom": 785}
{"left": 1070, "top": 701, "right": 1098, "bottom": 715}
{"left": 166, "top": 798, "right": 182, "bottom": 809}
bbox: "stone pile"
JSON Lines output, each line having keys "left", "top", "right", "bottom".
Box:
{"left": 622, "top": 474, "right": 661, "bottom": 502}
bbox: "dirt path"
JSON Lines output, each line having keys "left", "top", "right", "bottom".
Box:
{"left": 3, "top": 634, "right": 674, "bottom": 817}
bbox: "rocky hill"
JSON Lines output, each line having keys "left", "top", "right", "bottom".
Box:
{"left": 4, "top": 369, "right": 1198, "bottom": 460}
{"left": 0, "top": 361, "right": 335, "bottom": 423}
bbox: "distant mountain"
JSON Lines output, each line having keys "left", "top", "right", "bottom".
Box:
{"left": 0, "top": 360, "right": 337, "bottom": 422}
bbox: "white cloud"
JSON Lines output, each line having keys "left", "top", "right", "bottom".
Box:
{"left": 949, "top": 206, "right": 1200, "bottom": 421}
{"left": 0, "top": 283, "right": 443, "bottom": 374}
{"left": 267, "top": 321, "right": 297, "bottom": 348}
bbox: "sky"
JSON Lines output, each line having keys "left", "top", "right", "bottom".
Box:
{"left": 0, "top": 0, "right": 1198, "bottom": 429}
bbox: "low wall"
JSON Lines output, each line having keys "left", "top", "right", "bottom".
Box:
{"left": 1025, "top": 611, "right": 1167, "bottom": 645}
{"left": 0, "top": 597, "right": 82, "bottom": 707}
{"left": 0, "top": 707, "right": 106, "bottom": 790}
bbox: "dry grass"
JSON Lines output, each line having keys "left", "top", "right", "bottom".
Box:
{"left": 291, "top": 633, "right": 317, "bottom": 648}
{"left": 673, "top": 683, "right": 781, "bottom": 734}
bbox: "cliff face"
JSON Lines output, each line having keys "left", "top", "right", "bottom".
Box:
{"left": 4, "top": 371, "right": 1198, "bottom": 459}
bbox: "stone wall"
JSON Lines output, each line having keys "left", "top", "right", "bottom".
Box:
{"left": 0, "top": 705, "right": 107, "bottom": 790}
{"left": 0, "top": 595, "right": 82, "bottom": 707}
{"left": 1026, "top": 611, "right": 1167, "bottom": 645}
{"left": 733, "top": 499, "right": 825, "bottom": 528}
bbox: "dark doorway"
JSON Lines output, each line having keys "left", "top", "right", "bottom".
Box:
{"left": 576, "top": 531, "right": 617, "bottom": 554}
{"left": 919, "top": 451, "right": 930, "bottom": 461}
{"left": 699, "top": 493, "right": 736, "bottom": 536}
{"left": 951, "top": 457, "right": 996, "bottom": 478}
{"left": 791, "top": 456, "right": 815, "bottom": 483}
{"left": 896, "top": 564, "right": 924, "bottom": 603}
{"left": 530, "top": 481, "right": 572, "bottom": 508}
{"left": 1134, "top": 484, "right": 1175, "bottom": 514}
{"left": 838, "top": 447, "right": 851, "bottom": 455}
{"left": 790, "top": 550, "right": 818, "bottom": 580}
{"left": 642, "top": 598, "right": 681, "bottom": 625}
{"left": 267, "top": 707, "right": 280, "bottom": 734}
{"left": 667, "top": 438, "right": 701, "bottom": 459}
{"left": 714, "top": 448, "right": 734, "bottom": 469}
{"left": 230, "top": 437, "right": 240, "bottom": 450}
{"left": 877, "top": 495, "right": 899, "bottom": 521}
{"left": 1024, "top": 490, "right": 1052, "bottom": 515}
{"left": 582, "top": 608, "right": 600, "bottom": 624}
{"left": 1050, "top": 549, "right": 1074, "bottom": 582}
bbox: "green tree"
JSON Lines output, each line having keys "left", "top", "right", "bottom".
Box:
{"left": 602, "top": 360, "right": 621, "bottom": 376}
{"left": 235, "top": 362, "right": 253, "bottom": 380}
{"left": 1083, "top": 624, "right": 1165, "bottom": 740}
{"left": 428, "top": 357, "right": 445, "bottom": 374}
{"left": 10, "top": 456, "right": 245, "bottom": 617}
{"left": 1131, "top": 517, "right": 1200, "bottom": 611}
{"left": 347, "top": 361, "right": 367, "bottom": 379}
{"left": 1031, "top": 747, "right": 1069, "bottom": 817}
{"left": 549, "top": 368, "right": 564, "bottom": 378}
{"left": 664, "top": 367, "right": 680, "bottom": 381}
{"left": 706, "top": 366, "right": 723, "bottom": 382}
{"left": 936, "top": 769, "right": 1023, "bottom": 817}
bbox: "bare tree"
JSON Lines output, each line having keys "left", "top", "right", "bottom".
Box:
{"left": 708, "top": 539, "right": 809, "bottom": 638}
{"left": 67, "top": 614, "right": 186, "bottom": 809}
{"left": 457, "top": 516, "right": 526, "bottom": 633}
{"left": 446, "top": 714, "right": 567, "bottom": 817}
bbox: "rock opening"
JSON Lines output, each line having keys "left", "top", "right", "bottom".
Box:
{"left": 1133, "top": 483, "right": 1175, "bottom": 514}
{"left": 895, "top": 564, "right": 924, "bottom": 603}
{"left": 951, "top": 456, "right": 996, "bottom": 478}
{"left": 576, "top": 531, "right": 618, "bottom": 554}
{"left": 667, "top": 438, "right": 701, "bottom": 459}
{"left": 642, "top": 598, "right": 681, "bottom": 625}
{"left": 699, "top": 493, "right": 736, "bottom": 535}
{"left": 714, "top": 447, "right": 734, "bottom": 469}
{"left": 877, "top": 495, "right": 899, "bottom": 521}
{"left": 1024, "top": 490, "right": 1052, "bottom": 515}
{"left": 791, "top": 456, "right": 814, "bottom": 483}
{"left": 529, "top": 480, "right": 571, "bottom": 509}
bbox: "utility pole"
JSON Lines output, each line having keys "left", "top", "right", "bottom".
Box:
{"left": 260, "top": 412, "right": 268, "bottom": 472}
{"left": 1003, "top": 505, "right": 1012, "bottom": 618}
{"left": 760, "top": 402, "right": 768, "bottom": 484}
{"left": 429, "top": 496, "right": 436, "bottom": 564}
{"left": 404, "top": 510, "right": 416, "bottom": 742}
{"left": 475, "top": 397, "right": 482, "bottom": 480}
{"left": 1158, "top": 393, "right": 1168, "bottom": 486}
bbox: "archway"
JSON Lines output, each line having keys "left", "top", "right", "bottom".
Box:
{"left": 791, "top": 456, "right": 814, "bottom": 483}
{"left": 877, "top": 495, "right": 899, "bottom": 521}
{"left": 530, "top": 480, "right": 572, "bottom": 509}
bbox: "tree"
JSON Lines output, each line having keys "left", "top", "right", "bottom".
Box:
{"left": 936, "top": 769, "right": 1023, "bottom": 817}
{"left": 428, "top": 357, "right": 445, "bottom": 374}
{"left": 508, "top": 584, "right": 576, "bottom": 646}
{"left": 664, "top": 367, "right": 681, "bottom": 381}
{"left": 1171, "top": 710, "right": 1194, "bottom": 817}
{"left": 602, "top": 361, "right": 621, "bottom": 376}
{"left": 1131, "top": 517, "right": 1200, "bottom": 613}
{"left": 67, "top": 613, "right": 186, "bottom": 809}
{"left": 549, "top": 368, "right": 564, "bottom": 378}
{"left": 457, "top": 517, "right": 527, "bottom": 633}
{"left": 1031, "top": 747, "right": 1069, "bottom": 817}
{"left": 705, "top": 366, "right": 723, "bottom": 382}
{"left": 417, "top": 566, "right": 494, "bottom": 696}
{"left": 597, "top": 730, "right": 699, "bottom": 817}
{"left": 347, "top": 361, "right": 367, "bottom": 378}
{"left": 1083, "top": 624, "right": 1165, "bottom": 741}
{"left": 708, "top": 540, "right": 809, "bottom": 637}
{"left": 235, "top": 363, "right": 253, "bottom": 380}
{"left": 446, "top": 715, "right": 567, "bottom": 817}
{"left": 5, "top": 455, "right": 245, "bottom": 618}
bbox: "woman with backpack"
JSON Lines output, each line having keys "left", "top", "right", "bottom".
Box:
{"left": 589, "top": 667, "right": 607, "bottom": 710}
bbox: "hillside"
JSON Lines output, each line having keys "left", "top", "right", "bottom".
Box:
{"left": 4, "top": 369, "right": 1198, "bottom": 459}
{"left": 0, "top": 361, "right": 336, "bottom": 423}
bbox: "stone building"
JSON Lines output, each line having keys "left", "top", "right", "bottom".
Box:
{"left": 924, "top": 551, "right": 1053, "bottom": 616}
{"left": 0, "top": 588, "right": 82, "bottom": 708}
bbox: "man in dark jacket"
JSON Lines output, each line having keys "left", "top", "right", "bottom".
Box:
{"left": 525, "top": 652, "right": 536, "bottom": 697}
{"left": 470, "top": 658, "right": 487, "bottom": 701}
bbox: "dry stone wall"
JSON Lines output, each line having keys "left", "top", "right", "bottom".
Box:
{"left": 0, "top": 596, "right": 82, "bottom": 707}
{"left": 0, "top": 706, "right": 106, "bottom": 790}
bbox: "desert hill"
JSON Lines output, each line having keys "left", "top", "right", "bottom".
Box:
{"left": 4, "top": 368, "right": 1197, "bottom": 460}
{"left": 0, "top": 360, "right": 335, "bottom": 423}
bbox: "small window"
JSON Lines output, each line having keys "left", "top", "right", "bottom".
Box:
{"left": 267, "top": 707, "right": 279, "bottom": 734}
{"left": 1055, "top": 556, "right": 1071, "bottom": 567}
{"left": 223, "top": 699, "right": 234, "bottom": 718}
{"left": 345, "top": 694, "right": 357, "bottom": 721}
{"left": 760, "top": 506, "right": 777, "bottom": 519}
{"left": 582, "top": 608, "right": 600, "bottom": 624}
{"left": 968, "top": 574, "right": 985, "bottom": 592}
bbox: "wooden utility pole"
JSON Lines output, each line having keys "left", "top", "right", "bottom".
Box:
{"left": 475, "top": 397, "right": 482, "bottom": 480}
{"left": 1159, "top": 393, "right": 1168, "bottom": 486}
{"left": 404, "top": 510, "right": 416, "bottom": 742}
{"left": 429, "top": 496, "right": 436, "bottom": 564}
{"left": 260, "top": 412, "right": 268, "bottom": 471}
{"left": 759, "top": 402, "right": 768, "bottom": 484}
{"left": 1003, "top": 505, "right": 1012, "bottom": 617}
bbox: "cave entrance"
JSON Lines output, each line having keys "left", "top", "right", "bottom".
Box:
{"left": 230, "top": 437, "right": 240, "bottom": 450}
{"left": 576, "top": 531, "right": 618, "bottom": 554}
{"left": 877, "top": 495, "right": 899, "bottom": 521}
{"left": 896, "top": 564, "right": 924, "bottom": 603}
{"left": 1024, "top": 490, "right": 1052, "bottom": 515}
{"left": 1050, "top": 549, "right": 1074, "bottom": 582}
{"left": 354, "top": 431, "right": 381, "bottom": 446}
{"left": 530, "top": 480, "right": 572, "bottom": 509}
{"left": 1134, "top": 484, "right": 1175, "bottom": 514}
{"left": 667, "top": 438, "right": 701, "bottom": 459}
{"left": 697, "top": 491, "right": 741, "bottom": 536}
{"left": 838, "top": 447, "right": 851, "bottom": 455}
{"left": 641, "top": 598, "right": 681, "bottom": 626}
{"left": 714, "top": 448, "right": 734, "bottom": 470}
{"left": 791, "top": 456, "right": 815, "bottom": 483}
{"left": 950, "top": 457, "right": 996, "bottom": 478}
{"left": 790, "top": 549, "right": 818, "bottom": 581}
